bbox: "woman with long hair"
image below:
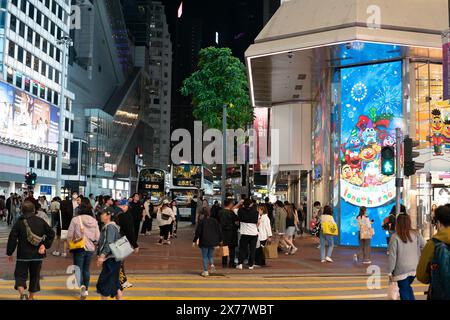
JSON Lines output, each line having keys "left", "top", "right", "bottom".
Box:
{"left": 255, "top": 204, "right": 272, "bottom": 266}
{"left": 156, "top": 199, "right": 176, "bottom": 245}
{"left": 388, "top": 213, "right": 425, "bottom": 300}
{"left": 67, "top": 201, "right": 100, "bottom": 300}
{"left": 356, "top": 206, "right": 374, "bottom": 264}
{"left": 283, "top": 204, "right": 298, "bottom": 255}
{"left": 319, "top": 205, "right": 336, "bottom": 262}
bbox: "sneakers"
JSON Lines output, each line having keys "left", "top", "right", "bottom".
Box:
{"left": 80, "top": 285, "right": 88, "bottom": 300}
{"left": 201, "top": 271, "right": 209, "bottom": 277}
{"left": 317, "top": 245, "right": 321, "bottom": 249}
{"left": 236, "top": 264, "right": 243, "bottom": 270}
{"left": 290, "top": 247, "right": 298, "bottom": 255}
{"left": 122, "top": 281, "right": 133, "bottom": 289}
{"left": 325, "top": 257, "right": 333, "bottom": 263}
{"left": 210, "top": 265, "right": 216, "bottom": 273}
{"left": 321, "top": 260, "right": 326, "bottom": 263}
{"left": 52, "top": 251, "right": 61, "bottom": 257}
{"left": 157, "top": 239, "right": 163, "bottom": 245}
{"left": 61, "top": 252, "right": 67, "bottom": 258}
{"left": 163, "top": 240, "right": 171, "bottom": 245}
{"left": 353, "top": 254, "right": 358, "bottom": 262}
{"left": 248, "top": 266, "right": 254, "bottom": 270}
{"left": 362, "top": 261, "right": 372, "bottom": 265}
{"left": 20, "top": 294, "right": 28, "bottom": 300}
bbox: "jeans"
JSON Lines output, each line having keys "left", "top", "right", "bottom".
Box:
{"left": 397, "top": 276, "right": 416, "bottom": 300}
{"left": 73, "top": 251, "right": 94, "bottom": 289}
{"left": 200, "top": 247, "right": 215, "bottom": 272}
{"left": 320, "top": 233, "right": 334, "bottom": 260}
{"left": 358, "top": 233, "right": 371, "bottom": 262}
{"left": 238, "top": 234, "right": 258, "bottom": 267}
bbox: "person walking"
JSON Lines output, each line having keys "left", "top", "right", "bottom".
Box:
{"left": 35, "top": 204, "right": 50, "bottom": 226}
{"left": 319, "top": 205, "right": 337, "bottom": 263}
{"left": 196, "top": 199, "right": 210, "bottom": 224}
{"left": 210, "top": 200, "right": 221, "bottom": 220}
{"left": 156, "top": 200, "right": 176, "bottom": 245}
{"left": 236, "top": 199, "right": 259, "bottom": 270}
{"left": 170, "top": 200, "right": 180, "bottom": 238}
{"left": 128, "top": 193, "right": 143, "bottom": 242}
{"left": 387, "top": 213, "right": 425, "bottom": 300}
{"left": 96, "top": 210, "right": 123, "bottom": 300}
{"left": 264, "top": 197, "right": 274, "bottom": 230}
{"left": 6, "top": 200, "right": 55, "bottom": 300}
{"left": 356, "top": 206, "right": 374, "bottom": 264}
{"left": 284, "top": 204, "right": 299, "bottom": 255}
{"left": 49, "top": 197, "right": 61, "bottom": 229}
{"left": 6, "top": 193, "right": 13, "bottom": 225}
{"left": 417, "top": 204, "right": 450, "bottom": 300}
{"left": 52, "top": 196, "right": 73, "bottom": 258}
{"left": 296, "top": 205, "right": 305, "bottom": 236}
{"left": 274, "top": 201, "right": 288, "bottom": 251}
{"left": 217, "top": 199, "right": 239, "bottom": 268}
{"left": 255, "top": 204, "right": 272, "bottom": 267}
{"left": 190, "top": 196, "right": 198, "bottom": 225}
{"left": 67, "top": 202, "right": 100, "bottom": 300}
{"left": 114, "top": 204, "right": 139, "bottom": 289}
{"left": 193, "top": 209, "right": 222, "bottom": 277}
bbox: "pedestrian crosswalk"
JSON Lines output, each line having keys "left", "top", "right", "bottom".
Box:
{"left": 0, "top": 274, "right": 429, "bottom": 300}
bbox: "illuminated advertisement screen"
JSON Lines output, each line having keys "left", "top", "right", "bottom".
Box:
{"left": 339, "top": 61, "right": 403, "bottom": 247}
{"left": 172, "top": 165, "right": 201, "bottom": 187}
{"left": 0, "top": 81, "right": 59, "bottom": 151}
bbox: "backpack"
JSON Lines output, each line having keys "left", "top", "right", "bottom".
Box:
{"left": 23, "top": 219, "right": 46, "bottom": 247}
{"left": 429, "top": 239, "right": 450, "bottom": 300}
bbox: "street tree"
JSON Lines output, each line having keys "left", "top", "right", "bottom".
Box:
{"left": 180, "top": 47, "right": 254, "bottom": 130}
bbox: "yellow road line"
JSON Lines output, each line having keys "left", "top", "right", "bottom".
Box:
{"left": 0, "top": 292, "right": 426, "bottom": 300}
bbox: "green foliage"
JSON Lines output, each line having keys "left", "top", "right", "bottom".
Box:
{"left": 180, "top": 47, "right": 254, "bottom": 130}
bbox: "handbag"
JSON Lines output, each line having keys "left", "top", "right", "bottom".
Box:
{"left": 109, "top": 236, "right": 134, "bottom": 261}
{"left": 68, "top": 216, "right": 86, "bottom": 251}
{"left": 59, "top": 209, "right": 68, "bottom": 240}
{"left": 387, "top": 279, "right": 400, "bottom": 300}
{"left": 322, "top": 221, "right": 339, "bottom": 236}
{"left": 263, "top": 241, "right": 278, "bottom": 259}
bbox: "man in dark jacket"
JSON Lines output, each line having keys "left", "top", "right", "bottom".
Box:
{"left": 128, "top": 193, "right": 143, "bottom": 242}
{"left": 264, "top": 197, "right": 274, "bottom": 229}
{"left": 217, "top": 199, "right": 239, "bottom": 268}
{"left": 210, "top": 201, "right": 221, "bottom": 220}
{"left": 114, "top": 204, "right": 139, "bottom": 289}
{"left": 6, "top": 200, "right": 55, "bottom": 300}
{"left": 236, "top": 199, "right": 259, "bottom": 270}
{"left": 193, "top": 209, "right": 223, "bottom": 277}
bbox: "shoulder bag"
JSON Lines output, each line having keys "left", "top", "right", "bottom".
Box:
{"left": 68, "top": 216, "right": 86, "bottom": 251}
{"left": 23, "top": 219, "right": 46, "bottom": 246}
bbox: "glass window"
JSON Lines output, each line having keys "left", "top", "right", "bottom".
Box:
{"left": 33, "top": 57, "right": 39, "bottom": 72}
{"left": 17, "top": 46, "right": 23, "bottom": 62}
{"left": 56, "top": 49, "right": 60, "bottom": 62}
{"left": 64, "top": 117, "right": 69, "bottom": 131}
{"left": 50, "top": 22, "right": 55, "bottom": 37}
{"left": 58, "top": 6, "right": 63, "bottom": 20}
{"left": 36, "top": 154, "right": 42, "bottom": 169}
{"left": 7, "top": 71, "right": 13, "bottom": 84}
{"left": 15, "top": 72, "right": 22, "bottom": 88}
{"left": 28, "top": 3, "right": 35, "bottom": 19}
{"left": 19, "top": 21, "right": 25, "bottom": 37}
{"left": 32, "top": 82, "right": 38, "bottom": 95}
{"left": 41, "top": 61, "right": 46, "bottom": 76}
{"left": 44, "top": 155, "right": 49, "bottom": 170}
{"left": 55, "top": 70, "right": 60, "bottom": 84}
{"left": 47, "top": 88, "right": 52, "bottom": 102}
{"left": 40, "top": 85, "right": 45, "bottom": 99}
{"left": 53, "top": 92, "right": 59, "bottom": 105}
{"left": 10, "top": 15, "right": 16, "bottom": 32}
{"left": 29, "top": 152, "right": 35, "bottom": 168}
{"left": 49, "top": 44, "right": 54, "bottom": 58}
{"left": 20, "top": 0, "right": 26, "bottom": 12}
{"left": 35, "top": 34, "right": 41, "bottom": 49}
{"left": 36, "top": 10, "right": 42, "bottom": 25}
{"left": 26, "top": 27, "right": 33, "bottom": 43}
{"left": 52, "top": 2, "right": 57, "bottom": 15}
{"left": 24, "top": 78, "right": 30, "bottom": 92}
{"left": 8, "top": 41, "right": 14, "bottom": 58}
{"left": 44, "top": 16, "right": 49, "bottom": 31}
{"left": 64, "top": 139, "right": 68, "bottom": 152}
{"left": 26, "top": 51, "right": 32, "bottom": 67}
{"left": 45, "top": 0, "right": 50, "bottom": 9}
{"left": 51, "top": 157, "right": 56, "bottom": 171}
{"left": 12, "top": 0, "right": 18, "bottom": 7}
{"left": 48, "top": 65, "right": 53, "bottom": 80}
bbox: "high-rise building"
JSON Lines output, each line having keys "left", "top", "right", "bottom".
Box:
{"left": 0, "top": 0, "right": 74, "bottom": 198}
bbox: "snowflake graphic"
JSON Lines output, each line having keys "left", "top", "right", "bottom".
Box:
{"left": 351, "top": 82, "right": 368, "bottom": 102}
{"left": 374, "top": 85, "right": 401, "bottom": 114}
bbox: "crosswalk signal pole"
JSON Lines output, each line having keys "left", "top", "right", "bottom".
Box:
{"left": 395, "top": 128, "right": 402, "bottom": 216}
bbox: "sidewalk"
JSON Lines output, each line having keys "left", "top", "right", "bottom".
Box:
{"left": 0, "top": 222, "right": 390, "bottom": 279}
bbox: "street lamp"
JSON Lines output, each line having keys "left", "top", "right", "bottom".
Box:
{"left": 55, "top": 36, "right": 73, "bottom": 197}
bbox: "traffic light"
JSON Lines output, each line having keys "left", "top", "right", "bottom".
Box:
{"left": 381, "top": 146, "right": 395, "bottom": 176}
{"left": 25, "top": 172, "right": 37, "bottom": 187}
{"left": 403, "top": 136, "right": 424, "bottom": 177}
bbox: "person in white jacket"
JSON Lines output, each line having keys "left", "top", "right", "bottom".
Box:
{"left": 156, "top": 199, "right": 176, "bottom": 245}
{"left": 255, "top": 205, "right": 272, "bottom": 266}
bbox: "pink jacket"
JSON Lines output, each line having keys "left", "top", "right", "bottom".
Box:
{"left": 67, "top": 215, "right": 100, "bottom": 252}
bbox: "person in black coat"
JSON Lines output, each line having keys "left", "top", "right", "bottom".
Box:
{"left": 6, "top": 200, "right": 55, "bottom": 300}
{"left": 128, "top": 193, "right": 144, "bottom": 242}
{"left": 217, "top": 199, "right": 239, "bottom": 268}
{"left": 114, "top": 204, "right": 139, "bottom": 289}
{"left": 193, "top": 210, "right": 222, "bottom": 277}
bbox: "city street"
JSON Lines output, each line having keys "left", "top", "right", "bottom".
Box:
{"left": 0, "top": 221, "right": 428, "bottom": 300}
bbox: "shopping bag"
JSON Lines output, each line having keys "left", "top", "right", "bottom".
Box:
{"left": 360, "top": 225, "right": 374, "bottom": 240}
{"left": 387, "top": 280, "right": 400, "bottom": 300}
{"left": 322, "top": 221, "right": 339, "bottom": 236}
{"left": 263, "top": 242, "right": 278, "bottom": 259}
{"left": 222, "top": 245, "right": 229, "bottom": 257}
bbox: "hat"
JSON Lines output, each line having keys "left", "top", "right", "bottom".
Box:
{"left": 162, "top": 199, "right": 170, "bottom": 205}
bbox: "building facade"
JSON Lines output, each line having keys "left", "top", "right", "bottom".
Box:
{"left": 0, "top": 0, "right": 74, "bottom": 198}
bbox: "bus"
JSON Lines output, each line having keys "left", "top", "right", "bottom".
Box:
{"left": 137, "top": 167, "right": 170, "bottom": 204}
{"left": 169, "top": 165, "right": 214, "bottom": 219}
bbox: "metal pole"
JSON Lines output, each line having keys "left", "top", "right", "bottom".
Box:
{"left": 221, "top": 105, "right": 227, "bottom": 206}
{"left": 395, "top": 128, "right": 402, "bottom": 216}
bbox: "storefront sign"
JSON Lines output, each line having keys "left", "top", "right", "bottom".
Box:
{"left": 340, "top": 179, "right": 395, "bottom": 207}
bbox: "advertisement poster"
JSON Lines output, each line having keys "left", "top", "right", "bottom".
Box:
{"left": 339, "top": 61, "right": 403, "bottom": 247}
{"left": 443, "top": 41, "right": 450, "bottom": 101}
{"left": 0, "top": 82, "right": 59, "bottom": 151}
{"left": 253, "top": 107, "right": 269, "bottom": 174}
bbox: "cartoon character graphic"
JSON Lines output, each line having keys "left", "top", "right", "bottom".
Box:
{"left": 344, "top": 136, "right": 363, "bottom": 153}
{"left": 342, "top": 165, "right": 353, "bottom": 181}
{"left": 363, "top": 161, "right": 382, "bottom": 187}
{"left": 356, "top": 115, "right": 390, "bottom": 146}
{"left": 431, "top": 109, "right": 444, "bottom": 156}
{"left": 360, "top": 145, "right": 380, "bottom": 163}
{"left": 350, "top": 167, "right": 364, "bottom": 186}
{"left": 344, "top": 150, "right": 362, "bottom": 170}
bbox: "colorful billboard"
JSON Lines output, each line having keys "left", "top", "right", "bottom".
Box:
{"left": 0, "top": 81, "right": 59, "bottom": 151}
{"left": 339, "top": 61, "right": 403, "bottom": 247}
